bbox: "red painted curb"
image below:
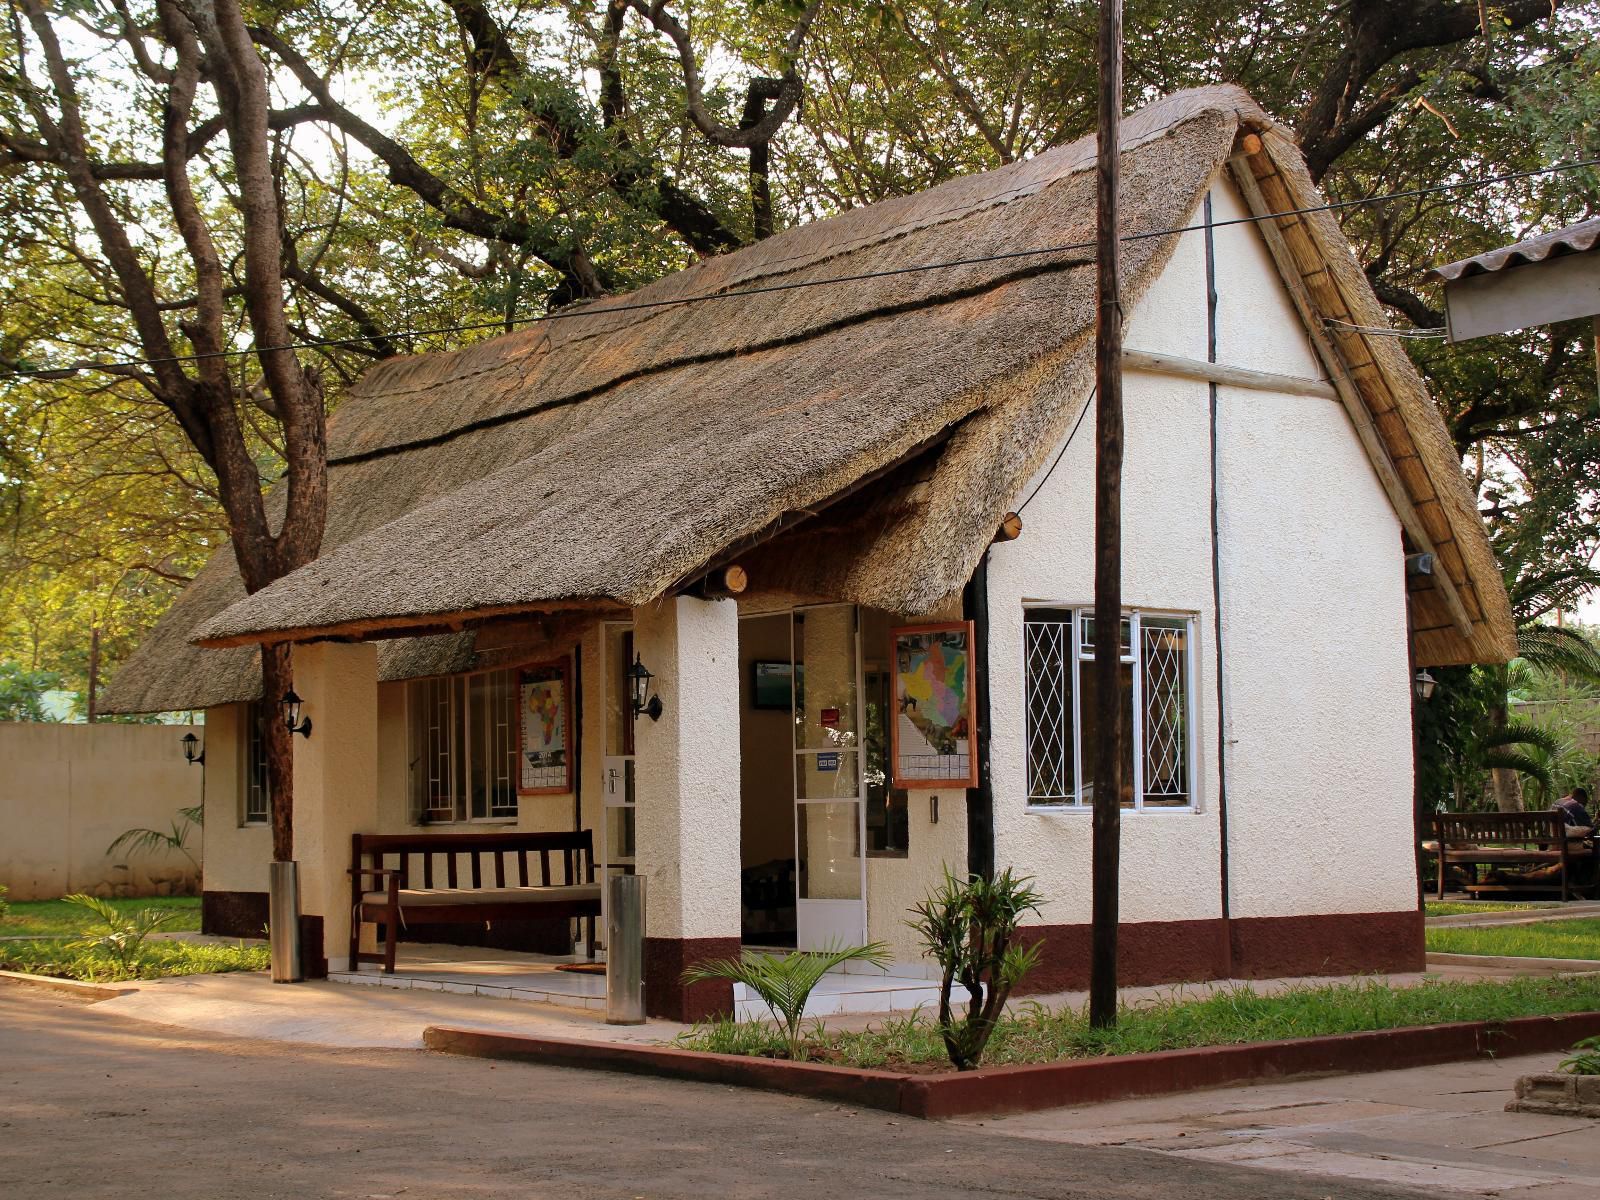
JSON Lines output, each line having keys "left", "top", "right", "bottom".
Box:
{"left": 422, "top": 1009, "right": 1600, "bottom": 1120}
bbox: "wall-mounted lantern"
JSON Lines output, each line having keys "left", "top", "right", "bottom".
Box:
{"left": 627, "top": 654, "right": 663, "bottom": 722}
{"left": 1414, "top": 670, "right": 1437, "bottom": 702}
{"left": 181, "top": 730, "right": 205, "bottom": 765}
{"left": 281, "top": 688, "right": 313, "bottom": 738}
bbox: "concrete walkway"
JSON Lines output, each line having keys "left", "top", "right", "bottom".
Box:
{"left": 961, "top": 1051, "right": 1600, "bottom": 1198}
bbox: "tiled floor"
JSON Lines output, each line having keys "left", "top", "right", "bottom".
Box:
{"left": 328, "top": 942, "right": 944, "bottom": 1017}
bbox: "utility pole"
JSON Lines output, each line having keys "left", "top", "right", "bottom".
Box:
{"left": 86, "top": 625, "right": 101, "bottom": 723}
{"left": 1089, "top": 0, "right": 1125, "bottom": 1031}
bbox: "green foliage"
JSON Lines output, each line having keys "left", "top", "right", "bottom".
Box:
{"left": 674, "top": 976, "right": 1600, "bottom": 1068}
{"left": 1424, "top": 901, "right": 1542, "bottom": 917}
{"left": 1426, "top": 918, "right": 1600, "bottom": 962}
{"left": 106, "top": 805, "right": 202, "bottom": 876}
{"left": 0, "top": 661, "right": 62, "bottom": 721}
{"left": 60, "top": 893, "right": 178, "bottom": 972}
{"left": 0, "top": 894, "right": 200, "bottom": 939}
{"left": 0, "top": 884, "right": 8, "bottom": 921}
{"left": 909, "top": 866, "right": 1042, "bottom": 1070}
{"left": 1560, "top": 1036, "right": 1600, "bottom": 1076}
{"left": 683, "top": 941, "right": 890, "bottom": 1060}
{"left": 0, "top": 937, "right": 268, "bottom": 983}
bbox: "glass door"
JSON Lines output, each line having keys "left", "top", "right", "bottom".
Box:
{"left": 791, "top": 605, "right": 868, "bottom": 949}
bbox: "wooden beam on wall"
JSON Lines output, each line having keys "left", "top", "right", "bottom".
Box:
{"left": 1123, "top": 349, "right": 1338, "bottom": 400}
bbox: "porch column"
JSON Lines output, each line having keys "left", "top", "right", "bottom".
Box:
{"left": 290, "top": 641, "right": 380, "bottom": 976}
{"left": 633, "top": 596, "right": 741, "bottom": 1021}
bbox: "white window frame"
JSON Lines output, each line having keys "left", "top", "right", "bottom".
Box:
{"left": 241, "top": 700, "right": 271, "bottom": 827}
{"left": 1023, "top": 605, "right": 1199, "bottom": 814}
{"left": 404, "top": 668, "right": 521, "bottom": 826}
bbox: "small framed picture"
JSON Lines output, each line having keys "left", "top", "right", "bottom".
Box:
{"left": 519, "top": 658, "right": 573, "bottom": 795}
{"left": 889, "top": 621, "right": 978, "bottom": 789}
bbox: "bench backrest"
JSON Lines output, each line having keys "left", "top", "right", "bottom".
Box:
{"left": 1432, "top": 811, "right": 1568, "bottom": 848}
{"left": 351, "top": 830, "right": 594, "bottom": 890}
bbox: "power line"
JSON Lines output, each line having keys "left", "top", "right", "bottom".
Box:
{"left": 5, "top": 154, "right": 1598, "bottom": 382}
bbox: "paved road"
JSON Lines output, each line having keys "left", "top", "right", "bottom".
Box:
{"left": 1, "top": 987, "right": 1455, "bottom": 1200}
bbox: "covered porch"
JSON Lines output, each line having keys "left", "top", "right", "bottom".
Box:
{"left": 280, "top": 590, "right": 970, "bottom": 1022}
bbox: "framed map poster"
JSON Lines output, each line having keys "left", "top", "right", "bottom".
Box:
{"left": 890, "top": 621, "right": 978, "bottom": 789}
{"left": 519, "top": 658, "right": 573, "bottom": 795}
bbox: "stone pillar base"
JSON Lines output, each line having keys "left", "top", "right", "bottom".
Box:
{"left": 644, "top": 936, "right": 740, "bottom": 1022}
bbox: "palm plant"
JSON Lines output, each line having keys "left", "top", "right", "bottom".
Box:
{"left": 62, "top": 894, "right": 177, "bottom": 973}
{"left": 106, "top": 804, "right": 202, "bottom": 876}
{"left": 1479, "top": 560, "right": 1600, "bottom": 811}
{"left": 909, "top": 867, "right": 1043, "bottom": 1070}
{"left": 1473, "top": 719, "right": 1563, "bottom": 803}
{"left": 683, "top": 941, "right": 890, "bottom": 1060}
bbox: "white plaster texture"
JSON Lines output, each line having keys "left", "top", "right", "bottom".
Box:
{"left": 199, "top": 703, "right": 271, "bottom": 895}
{"left": 986, "top": 177, "right": 1415, "bottom": 930}
{"left": 0, "top": 723, "right": 203, "bottom": 900}
{"left": 290, "top": 641, "right": 380, "bottom": 970}
{"left": 865, "top": 787, "right": 967, "bottom": 961}
{"left": 633, "top": 596, "right": 741, "bottom": 940}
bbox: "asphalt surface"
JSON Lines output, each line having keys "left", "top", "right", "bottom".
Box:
{"left": 0, "top": 986, "right": 1458, "bottom": 1199}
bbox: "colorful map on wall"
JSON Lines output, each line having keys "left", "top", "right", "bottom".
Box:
{"left": 519, "top": 660, "right": 570, "bottom": 794}
{"left": 891, "top": 622, "right": 977, "bottom": 788}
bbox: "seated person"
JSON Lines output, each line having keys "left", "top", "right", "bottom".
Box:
{"left": 1554, "top": 786, "right": 1595, "bottom": 837}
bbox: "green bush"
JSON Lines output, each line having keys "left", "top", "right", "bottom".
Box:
{"left": 0, "top": 884, "right": 9, "bottom": 922}
{"left": 909, "top": 867, "right": 1042, "bottom": 1070}
{"left": 1561, "top": 1035, "right": 1600, "bottom": 1076}
{"left": 683, "top": 942, "right": 890, "bottom": 1060}
{"left": 61, "top": 893, "right": 178, "bottom": 972}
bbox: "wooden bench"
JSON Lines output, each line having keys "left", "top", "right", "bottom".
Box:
{"left": 349, "top": 831, "right": 601, "bottom": 973}
{"left": 1428, "top": 812, "right": 1588, "bottom": 902}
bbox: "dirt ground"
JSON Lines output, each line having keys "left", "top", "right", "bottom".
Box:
{"left": 0, "top": 987, "right": 1470, "bottom": 1200}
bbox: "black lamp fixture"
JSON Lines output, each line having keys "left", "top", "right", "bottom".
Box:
{"left": 281, "top": 688, "right": 314, "bottom": 738}
{"left": 1414, "top": 669, "right": 1437, "bottom": 702}
{"left": 627, "top": 653, "right": 662, "bottom": 722}
{"left": 181, "top": 730, "right": 205, "bottom": 766}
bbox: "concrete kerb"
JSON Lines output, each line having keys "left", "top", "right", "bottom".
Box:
{"left": 0, "top": 969, "right": 134, "bottom": 1001}
{"left": 423, "top": 1011, "right": 1600, "bottom": 1120}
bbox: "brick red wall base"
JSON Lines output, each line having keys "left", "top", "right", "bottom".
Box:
{"left": 201, "top": 889, "right": 325, "bottom": 978}
{"left": 1016, "top": 908, "right": 1424, "bottom": 994}
{"left": 644, "top": 936, "right": 740, "bottom": 1022}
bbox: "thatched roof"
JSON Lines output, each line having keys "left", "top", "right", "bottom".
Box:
{"left": 102, "top": 85, "right": 1512, "bottom": 714}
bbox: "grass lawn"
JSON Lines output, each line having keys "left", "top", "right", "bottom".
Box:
{"left": 1, "top": 895, "right": 202, "bottom": 939}
{"left": 1426, "top": 918, "right": 1600, "bottom": 961}
{"left": 675, "top": 975, "right": 1600, "bottom": 1069}
{"left": 1424, "top": 901, "right": 1545, "bottom": 917}
{"left": 0, "top": 895, "right": 265, "bottom": 982}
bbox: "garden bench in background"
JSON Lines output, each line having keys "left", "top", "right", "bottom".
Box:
{"left": 1426, "top": 812, "right": 1587, "bottom": 902}
{"left": 349, "top": 830, "right": 600, "bottom": 973}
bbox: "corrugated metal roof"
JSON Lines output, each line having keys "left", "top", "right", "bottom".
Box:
{"left": 1431, "top": 217, "right": 1600, "bottom": 282}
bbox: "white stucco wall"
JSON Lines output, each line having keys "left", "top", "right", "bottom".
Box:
{"left": 634, "top": 596, "right": 742, "bottom": 941}
{"left": 199, "top": 703, "right": 271, "bottom": 896}
{"left": 985, "top": 176, "right": 1416, "bottom": 930}
{"left": 0, "top": 722, "right": 203, "bottom": 900}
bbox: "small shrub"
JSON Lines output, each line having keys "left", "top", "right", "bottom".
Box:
{"left": 683, "top": 941, "right": 890, "bottom": 1060}
{"left": 909, "top": 867, "right": 1043, "bottom": 1070}
{"left": 1560, "top": 1035, "right": 1600, "bottom": 1076}
{"left": 0, "top": 884, "right": 9, "bottom": 921}
{"left": 61, "top": 893, "right": 178, "bottom": 973}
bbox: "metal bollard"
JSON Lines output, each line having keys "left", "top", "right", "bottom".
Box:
{"left": 268, "top": 860, "right": 303, "bottom": 983}
{"left": 606, "top": 873, "right": 646, "bottom": 1024}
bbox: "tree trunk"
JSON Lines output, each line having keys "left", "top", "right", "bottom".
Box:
{"left": 261, "top": 642, "right": 295, "bottom": 862}
{"left": 1490, "top": 767, "right": 1525, "bottom": 813}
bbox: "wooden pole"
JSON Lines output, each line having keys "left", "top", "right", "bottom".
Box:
{"left": 86, "top": 624, "right": 101, "bottom": 723}
{"left": 1089, "top": 0, "right": 1124, "bottom": 1031}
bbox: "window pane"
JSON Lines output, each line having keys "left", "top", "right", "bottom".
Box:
{"left": 1078, "top": 657, "right": 1136, "bottom": 809}
{"left": 488, "top": 670, "right": 519, "bottom": 818}
{"left": 794, "top": 607, "right": 858, "bottom": 751}
{"left": 797, "top": 801, "right": 862, "bottom": 900}
{"left": 1079, "top": 613, "right": 1132, "bottom": 659}
{"left": 864, "top": 654, "right": 907, "bottom": 855}
{"left": 797, "top": 750, "right": 860, "bottom": 800}
{"left": 409, "top": 678, "right": 457, "bottom": 823}
{"left": 604, "top": 624, "right": 634, "bottom": 757}
{"left": 1141, "top": 619, "right": 1191, "bottom": 807}
{"left": 244, "top": 701, "right": 270, "bottom": 824}
{"left": 1024, "top": 610, "right": 1075, "bottom": 805}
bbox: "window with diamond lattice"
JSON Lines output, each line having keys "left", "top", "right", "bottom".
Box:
{"left": 1023, "top": 608, "right": 1194, "bottom": 810}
